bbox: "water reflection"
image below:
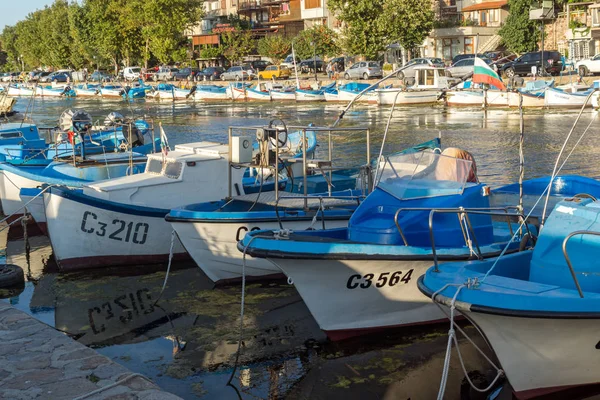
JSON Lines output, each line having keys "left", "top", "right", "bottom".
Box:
{"left": 5, "top": 99, "right": 600, "bottom": 398}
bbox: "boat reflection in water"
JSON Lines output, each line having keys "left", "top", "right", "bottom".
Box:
{"left": 21, "top": 234, "right": 324, "bottom": 371}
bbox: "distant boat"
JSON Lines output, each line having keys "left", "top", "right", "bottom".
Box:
{"left": 324, "top": 82, "right": 374, "bottom": 102}
{"left": 194, "top": 85, "right": 229, "bottom": 101}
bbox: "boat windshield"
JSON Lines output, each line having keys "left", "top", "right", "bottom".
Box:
{"left": 376, "top": 151, "right": 472, "bottom": 200}
{"left": 145, "top": 157, "right": 183, "bottom": 179}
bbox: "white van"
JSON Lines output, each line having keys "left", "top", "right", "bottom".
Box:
{"left": 123, "top": 67, "right": 141, "bottom": 81}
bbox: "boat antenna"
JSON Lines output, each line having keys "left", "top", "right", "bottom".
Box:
{"left": 518, "top": 92, "right": 524, "bottom": 213}
{"left": 373, "top": 90, "right": 403, "bottom": 186}
{"left": 540, "top": 88, "right": 597, "bottom": 227}
{"left": 332, "top": 67, "right": 404, "bottom": 128}
{"left": 292, "top": 42, "right": 300, "bottom": 90}
{"left": 20, "top": 82, "right": 39, "bottom": 129}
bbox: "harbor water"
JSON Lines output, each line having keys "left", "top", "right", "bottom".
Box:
{"left": 3, "top": 97, "right": 600, "bottom": 399}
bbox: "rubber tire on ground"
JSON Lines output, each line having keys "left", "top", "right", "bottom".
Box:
{"left": 579, "top": 66, "right": 589, "bottom": 77}
{"left": 397, "top": 71, "right": 405, "bottom": 80}
{"left": 221, "top": 75, "right": 226, "bottom": 81}
{"left": 504, "top": 67, "right": 515, "bottom": 78}
{"left": 0, "top": 264, "right": 24, "bottom": 288}
{"left": 344, "top": 73, "right": 350, "bottom": 80}
{"left": 363, "top": 73, "right": 369, "bottom": 80}
{"left": 236, "top": 75, "right": 242, "bottom": 81}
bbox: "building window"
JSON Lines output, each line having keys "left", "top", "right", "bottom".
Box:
{"left": 305, "top": 0, "right": 320, "bottom": 9}
{"left": 593, "top": 9, "right": 600, "bottom": 27}
{"left": 489, "top": 9, "right": 498, "bottom": 23}
{"left": 464, "top": 37, "right": 473, "bottom": 54}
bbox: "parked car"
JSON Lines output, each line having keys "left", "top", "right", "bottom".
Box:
{"left": 122, "top": 67, "right": 142, "bottom": 81}
{"left": 397, "top": 58, "right": 445, "bottom": 80}
{"left": 575, "top": 54, "right": 600, "bottom": 76}
{"left": 221, "top": 65, "right": 255, "bottom": 81}
{"left": 451, "top": 53, "right": 488, "bottom": 65}
{"left": 196, "top": 67, "right": 225, "bottom": 81}
{"left": 0, "top": 73, "right": 13, "bottom": 82}
{"left": 154, "top": 67, "right": 179, "bottom": 81}
{"left": 280, "top": 54, "right": 301, "bottom": 69}
{"left": 173, "top": 67, "right": 194, "bottom": 80}
{"left": 500, "top": 51, "right": 563, "bottom": 77}
{"left": 447, "top": 57, "right": 494, "bottom": 79}
{"left": 327, "top": 56, "right": 346, "bottom": 72}
{"left": 90, "top": 70, "right": 113, "bottom": 82}
{"left": 343, "top": 61, "right": 383, "bottom": 80}
{"left": 31, "top": 71, "right": 51, "bottom": 82}
{"left": 50, "top": 72, "right": 71, "bottom": 83}
{"left": 299, "top": 58, "right": 324, "bottom": 73}
{"left": 258, "top": 65, "right": 291, "bottom": 80}
{"left": 249, "top": 60, "right": 272, "bottom": 72}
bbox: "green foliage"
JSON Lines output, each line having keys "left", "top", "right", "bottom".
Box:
{"left": 257, "top": 35, "right": 291, "bottom": 64}
{"left": 0, "top": 0, "right": 204, "bottom": 71}
{"left": 328, "top": 0, "right": 385, "bottom": 59}
{"left": 380, "top": 0, "right": 434, "bottom": 51}
{"left": 329, "top": 0, "right": 432, "bottom": 59}
{"left": 221, "top": 30, "right": 255, "bottom": 64}
{"left": 498, "top": 0, "right": 541, "bottom": 53}
{"left": 293, "top": 25, "right": 340, "bottom": 60}
{"left": 199, "top": 46, "right": 224, "bottom": 59}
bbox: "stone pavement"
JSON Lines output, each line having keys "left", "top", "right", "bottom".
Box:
{"left": 0, "top": 300, "right": 182, "bottom": 400}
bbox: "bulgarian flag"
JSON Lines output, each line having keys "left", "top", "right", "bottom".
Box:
{"left": 473, "top": 57, "right": 506, "bottom": 90}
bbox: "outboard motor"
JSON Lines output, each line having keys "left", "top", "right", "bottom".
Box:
{"left": 59, "top": 109, "right": 93, "bottom": 159}
{"left": 123, "top": 119, "right": 144, "bottom": 147}
{"left": 104, "top": 112, "right": 124, "bottom": 127}
{"left": 187, "top": 85, "right": 197, "bottom": 99}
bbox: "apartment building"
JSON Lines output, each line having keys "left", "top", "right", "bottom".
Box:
{"left": 425, "top": 0, "right": 508, "bottom": 61}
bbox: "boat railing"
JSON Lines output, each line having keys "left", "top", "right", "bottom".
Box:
{"left": 392, "top": 206, "right": 530, "bottom": 271}
{"left": 274, "top": 194, "right": 365, "bottom": 229}
{"left": 227, "top": 124, "right": 372, "bottom": 209}
{"left": 428, "top": 208, "right": 532, "bottom": 272}
{"left": 561, "top": 230, "right": 599, "bottom": 298}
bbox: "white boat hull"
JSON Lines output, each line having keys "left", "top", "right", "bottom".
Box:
{"left": 464, "top": 311, "right": 600, "bottom": 398}
{"left": 324, "top": 91, "right": 339, "bottom": 102}
{"left": 445, "top": 90, "right": 485, "bottom": 106}
{"left": 194, "top": 89, "right": 229, "bottom": 101}
{"left": 509, "top": 92, "right": 546, "bottom": 107}
{"left": 0, "top": 170, "right": 40, "bottom": 217}
{"left": 266, "top": 258, "right": 446, "bottom": 339}
{"left": 270, "top": 91, "right": 296, "bottom": 101}
{"left": 545, "top": 88, "right": 592, "bottom": 108}
{"left": 170, "top": 218, "right": 350, "bottom": 284}
{"left": 375, "top": 89, "right": 439, "bottom": 105}
{"left": 245, "top": 89, "right": 271, "bottom": 101}
{"left": 295, "top": 90, "right": 325, "bottom": 102}
{"left": 592, "top": 92, "right": 600, "bottom": 109}
{"left": 75, "top": 88, "right": 100, "bottom": 97}
{"left": 99, "top": 88, "right": 125, "bottom": 98}
{"left": 226, "top": 86, "right": 246, "bottom": 100}
{"left": 44, "top": 191, "right": 187, "bottom": 270}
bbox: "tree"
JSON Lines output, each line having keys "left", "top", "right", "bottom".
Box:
{"left": 499, "top": 0, "right": 541, "bottom": 53}
{"left": 199, "top": 46, "right": 224, "bottom": 60}
{"left": 221, "top": 30, "right": 254, "bottom": 64}
{"left": 328, "top": 0, "right": 386, "bottom": 59}
{"left": 257, "top": 35, "right": 291, "bottom": 64}
{"left": 381, "top": 0, "right": 434, "bottom": 53}
{"left": 293, "top": 26, "right": 340, "bottom": 60}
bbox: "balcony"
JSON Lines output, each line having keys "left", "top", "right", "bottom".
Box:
{"left": 238, "top": 0, "right": 268, "bottom": 11}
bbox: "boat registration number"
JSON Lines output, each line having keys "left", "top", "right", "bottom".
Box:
{"left": 80, "top": 211, "right": 149, "bottom": 245}
{"left": 87, "top": 288, "right": 155, "bottom": 335}
{"left": 346, "top": 269, "right": 414, "bottom": 289}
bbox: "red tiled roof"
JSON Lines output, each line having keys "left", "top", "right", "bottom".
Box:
{"left": 461, "top": 0, "right": 508, "bottom": 12}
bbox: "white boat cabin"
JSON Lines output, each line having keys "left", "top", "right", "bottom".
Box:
{"left": 84, "top": 142, "right": 246, "bottom": 209}
{"left": 410, "top": 66, "right": 456, "bottom": 90}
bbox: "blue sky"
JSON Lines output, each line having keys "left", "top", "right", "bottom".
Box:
{"left": 2, "top": 1, "right": 51, "bottom": 30}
